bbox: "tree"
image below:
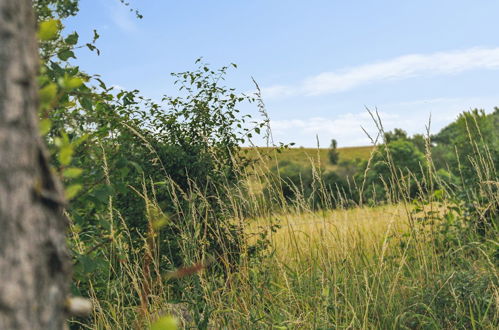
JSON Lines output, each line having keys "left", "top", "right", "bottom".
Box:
{"left": 383, "top": 128, "right": 408, "bottom": 143}
{"left": 362, "top": 139, "right": 426, "bottom": 202}
{"left": 433, "top": 108, "right": 499, "bottom": 184}
{"left": 384, "top": 128, "right": 427, "bottom": 153}
{"left": 410, "top": 133, "right": 426, "bottom": 153}
{"left": 0, "top": 0, "right": 71, "bottom": 328}
{"left": 328, "top": 139, "right": 340, "bottom": 165}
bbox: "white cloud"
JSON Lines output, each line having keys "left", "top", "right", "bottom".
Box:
{"left": 260, "top": 85, "right": 297, "bottom": 98}
{"left": 262, "top": 48, "right": 499, "bottom": 98}
{"left": 257, "top": 97, "right": 499, "bottom": 147}
{"left": 268, "top": 112, "right": 396, "bottom": 147}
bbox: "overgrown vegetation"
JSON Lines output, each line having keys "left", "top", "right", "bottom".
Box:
{"left": 33, "top": 1, "right": 498, "bottom": 328}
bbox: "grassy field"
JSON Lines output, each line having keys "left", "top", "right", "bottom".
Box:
{"left": 244, "top": 145, "right": 374, "bottom": 171}
{"left": 83, "top": 197, "right": 498, "bottom": 328}
{"left": 208, "top": 204, "right": 496, "bottom": 328}
{"left": 249, "top": 204, "right": 409, "bottom": 262}
{"left": 74, "top": 142, "right": 498, "bottom": 329}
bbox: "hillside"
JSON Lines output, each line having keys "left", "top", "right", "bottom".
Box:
{"left": 244, "top": 145, "right": 375, "bottom": 171}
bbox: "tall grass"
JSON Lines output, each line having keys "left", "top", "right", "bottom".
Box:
{"left": 69, "top": 115, "right": 498, "bottom": 329}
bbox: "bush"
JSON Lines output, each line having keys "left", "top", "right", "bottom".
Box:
{"left": 360, "top": 139, "right": 426, "bottom": 203}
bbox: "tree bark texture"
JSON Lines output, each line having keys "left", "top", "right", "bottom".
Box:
{"left": 0, "top": 0, "right": 71, "bottom": 329}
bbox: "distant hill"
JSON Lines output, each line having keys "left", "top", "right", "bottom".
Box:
{"left": 244, "top": 145, "right": 374, "bottom": 171}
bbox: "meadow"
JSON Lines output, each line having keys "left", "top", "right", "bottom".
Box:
{"left": 71, "top": 139, "right": 498, "bottom": 329}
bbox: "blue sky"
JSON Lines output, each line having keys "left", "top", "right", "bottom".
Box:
{"left": 67, "top": 1, "right": 499, "bottom": 147}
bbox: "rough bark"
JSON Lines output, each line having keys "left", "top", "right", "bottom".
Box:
{"left": 0, "top": 0, "right": 71, "bottom": 329}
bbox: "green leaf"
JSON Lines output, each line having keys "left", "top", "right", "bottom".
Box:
{"left": 39, "top": 118, "right": 52, "bottom": 136}
{"left": 77, "top": 255, "right": 97, "bottom": 274}
{"left": 66, "top": 77, "right": 83, "bottom": 89}
{"left": 58, "top": 74, "right": 83, "bottom": 90}
{"left": 63, "top": 167, "right": 83, "bottom": 178}
{"left": 80, "top": 97, "right": 93, "bottom": 110}
{"left": 129, "top": 161, "right": 143, "bottom": 174}
{"left": 93, "top": 185, "right": 115, "bottom": 203}
{"left": 74, "top": 134, "right": 89, "bottom": 146}
{"left": 433, "top": 189, "right": 445, "bottom": 200}
{"left": 154, "top": 181, "right": 167, "bottom": 186}
{"left": 38, "top": 19, "right": 60, "bottom": 41}
{"left": 65, "top": 32, "right": 79, "bottom": 45}
{"left": 65, "top": 184, "right": 82, "bottom": 200}
{"left": 93, "top": 29, "right": 100, "bottom": 42}
{"left": 57, "top": 49, "right": 75, "bottom": 61}
{"left": 39, "top": 83, "right": 58, "bottom": 105}
{"left": 150, "top": 316, "right": 178, "bottom": 330}
{"left": 58, "top": 145, "right": 74, "bottom": 166}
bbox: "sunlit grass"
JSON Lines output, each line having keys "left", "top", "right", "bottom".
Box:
{"left": 249, "top": 204, "right": 409, "bottom": 263}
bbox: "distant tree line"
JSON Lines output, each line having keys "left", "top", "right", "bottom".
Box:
{"left": 270, "top": 108, "right": 499, "bottom": 209}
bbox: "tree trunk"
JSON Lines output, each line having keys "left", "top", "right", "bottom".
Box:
{"left": 0, "top": 0, "right": 71, "bottom": 329}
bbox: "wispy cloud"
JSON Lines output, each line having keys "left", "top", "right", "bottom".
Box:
{"left": 262, "top": 47, "right": 499, "bottom": 98}
{"left": 257, "top": 97, "right": 499, "bottom": 147}
{"left": 269, "top": 112, "right": 398, "bottom": 147}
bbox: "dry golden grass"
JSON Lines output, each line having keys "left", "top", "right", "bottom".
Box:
{"left": 249, "top": 204, "right": 409, "bottom": 263}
